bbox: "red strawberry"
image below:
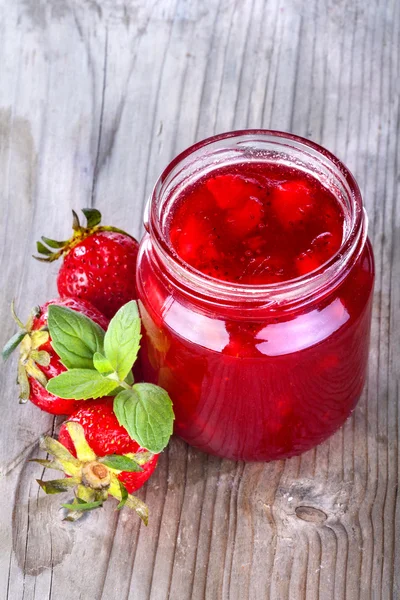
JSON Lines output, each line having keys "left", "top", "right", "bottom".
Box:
{"left": 2, "top": 297, "right": 109, "bottom": 415}
{"left": 35, "top": 209, "right": 139, "bottom": 318}
{"left": 35, "top": 398, "right": 158, "bottom": 523}
{"left": 58, "top": 398, "right": 158, "bottom": 493}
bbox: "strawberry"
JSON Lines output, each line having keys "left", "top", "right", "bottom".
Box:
{"left": 58, "top": 398, "right": 158, "bottom": 494}
{"left": 35, "top": 398, "right": 158, "bottom": 523}
{"left": 2, "top": 297, "right": 109, "bottom": 415}
{"left": 35, "top": 209, "right": 139, "bottom": 319}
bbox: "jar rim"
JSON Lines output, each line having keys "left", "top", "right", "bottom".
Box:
{"left": 148, "top": 130, "right": 367, "bottom": 307}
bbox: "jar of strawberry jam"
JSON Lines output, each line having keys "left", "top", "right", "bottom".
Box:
{"left": 136, "top": 131, "right": 374, "bottom": 462}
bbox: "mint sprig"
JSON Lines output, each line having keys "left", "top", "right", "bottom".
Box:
{"left": 47, "top": 301, "right": 174, "bottom": 453}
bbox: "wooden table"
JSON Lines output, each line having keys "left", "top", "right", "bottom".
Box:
{"left": 0, "top": 1, "right": 398, "bottom": 598}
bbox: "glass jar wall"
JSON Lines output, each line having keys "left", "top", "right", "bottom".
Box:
{"left": 136, "top": 131, "right": 374, "bottom": 462}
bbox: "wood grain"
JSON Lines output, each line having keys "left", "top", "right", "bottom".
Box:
{"left": 0, "top": 0, "right": 399, "bottom": 598}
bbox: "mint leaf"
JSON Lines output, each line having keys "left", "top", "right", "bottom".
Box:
{"left": 114, "top": 384, "right": 174, "bottom": 453}
{"left": 93, "top": 352, "right": 114, "bottom": 375}
{"left": 125, "top": 370, "right": 134, "bottom": 386}
{"left": 48, "top": 305, "right": 105, "bottom": 370}
{"left": 99, "top": 454, "right": 143, "bottom": 472}
{"left": 104, "top": 301, "right": 141, "bottom": 381}
{"left": 47, "top": 369, "right": 119, "bottom": 399}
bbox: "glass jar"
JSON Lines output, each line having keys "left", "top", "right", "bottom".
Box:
{"left": 136, "top": 131, "right": 374, "bottom": 462}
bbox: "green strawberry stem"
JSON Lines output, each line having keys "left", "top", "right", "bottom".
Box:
{"left": 2, "top": 302, "right": 51, "bottom": 400}
{"left": 33, "top": 422, "right": 150, "bottom": 524}
{"left": 34, "top": 208, "right": 136, "bottom": 262}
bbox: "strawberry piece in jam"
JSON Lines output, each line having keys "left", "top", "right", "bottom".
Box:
{"left": 271, "top": 180, "right": 315, "bottom": 228}
{"left": 296, "top": 232, "right": 340, "bottom": 276}
{"left": 226, "top": 196, "right": 263, "bottom": 237}
{"left": 206, "top": 174, "right": 262, "bottom": 209}
{"left": 168, "top": 163, "right": 344, "bottom": 284}
{"left": 206, "top": 174, "right": 264, "bottom": 236}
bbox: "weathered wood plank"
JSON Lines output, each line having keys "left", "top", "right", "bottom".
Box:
{"left": 0, "top": 0, "right": 399, "bottom": 598}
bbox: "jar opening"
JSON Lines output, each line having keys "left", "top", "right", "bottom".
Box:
{"left": 148, "top": 130, "right": 366, "bottom": 308}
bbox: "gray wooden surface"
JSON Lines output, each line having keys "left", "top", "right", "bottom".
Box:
{"left": 0, "top": 0, "right": 399, "bottom": 598}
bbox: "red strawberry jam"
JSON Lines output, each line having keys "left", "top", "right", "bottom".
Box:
{"left": 168, "top": 164, "right": 345, "bottom": 284}
{"left": 136, "top": 131, "right": 374, "bottom": 462}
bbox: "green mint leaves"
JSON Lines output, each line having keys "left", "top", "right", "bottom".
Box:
{"left": 47, "top": 369, "right": 119, "bottom": 399}
{"left": 92, "top": 352, "right": 114, "bottom": 375}
{"left": 104, "top": 300, "right": 141, "bottom": 381}
{"left": 47, "top": 301, "right": 174, "bottom": 454}
{"left": 48, "top": 305, "right": 105, "bottom": 370}
{"left": 114, "top": 385, "right": 174, "bottom": 454}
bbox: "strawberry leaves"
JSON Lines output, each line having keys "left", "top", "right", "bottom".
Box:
{"left": 117, "top": 481, "right": 129, "bottom": 509}
{"left": 34, "top": 423, "right": 149, "bottom": 523}
{"left": 37, "top": 477, "right": 81, "bottom": 494}
{"left": 81, "top": 208, "right": 102, "bottom": 228}
{"left": 99, "top": 454, "right": 143, "bottom": 472}
{"left": 2, "top": 331, "right": 26, "bottom": 361}
{"left": 2, "top": 303, "right": 52, "bottom": 401}
{"left": 62, "top": 499, "right": 104, "bottom": 512}
{"left": 46, "top": 300, "right": 175, "bottom": 453}
{"left": 34, "top": 208, "right": 137, "bottom": 263}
